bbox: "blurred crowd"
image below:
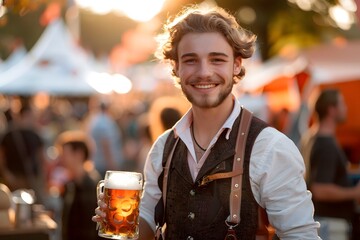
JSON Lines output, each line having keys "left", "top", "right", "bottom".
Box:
{"left": 0, "top": 80, "right": 189, "bottom": 240}
{"left": 0, "top": 82, "right": 359, "bottom": 239}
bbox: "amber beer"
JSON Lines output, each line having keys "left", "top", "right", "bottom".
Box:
{"left": 97, "top": 171, "right": 143, "bottom": 239}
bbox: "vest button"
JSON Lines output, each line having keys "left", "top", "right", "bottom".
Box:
{"left": 187, "top": 236, "right": 194, "bottom": 240}
{"left": 189, "top": 189, "right": 195, "bottom": 196}
{"left": 188, "top": 212, "right": 195, "bottom": 220}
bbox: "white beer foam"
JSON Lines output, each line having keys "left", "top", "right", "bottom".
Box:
{"left": 104, "top": 173, "right": 143, "bottom": 190}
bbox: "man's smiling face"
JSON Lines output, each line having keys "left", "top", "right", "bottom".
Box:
{"left": 175, "top": 32, "right": 241, "bottom": 109}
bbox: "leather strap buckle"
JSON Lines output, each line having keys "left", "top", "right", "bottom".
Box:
{"left": 198, "top": 169, "right": 244, "bottom": 187}
{"left": 224, "top": 223, "right": 239, "bottom": 240}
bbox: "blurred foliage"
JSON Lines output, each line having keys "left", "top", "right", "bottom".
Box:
{"left": 213, "top": 0, "right": 360, "bottom": 58}
{"left": 3, "top": 0, "right": 49, "bottom": 15}
{"left": 78, "top": 9, "right": 138, "bottom": 57}
{"left": 0, "top": 8, "right": 44, "bottom": 58}
{"left": 0, "top": 0, "right": 359, "bottom": 61}
{"left": 267, "top": 7, "right": 327, "bottom": 56}
{"left": 0, "top": 0, "right": 67, "bottom": 58}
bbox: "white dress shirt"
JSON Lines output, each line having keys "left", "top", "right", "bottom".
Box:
{"left": 140, "top": 97, "right": 320, "bottom": 239}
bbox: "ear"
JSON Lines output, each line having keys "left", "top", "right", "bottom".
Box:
{"left": 233, "top": 57, "right": 242, "bottom": 75}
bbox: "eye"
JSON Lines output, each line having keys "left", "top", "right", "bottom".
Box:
{"left": 182, "top": 58, "right": 197, "bottom": 64}
{"left": 211, "top": 58, "right": 226, "bottom": 64}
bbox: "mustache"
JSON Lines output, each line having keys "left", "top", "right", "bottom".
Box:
{"left": 187, "top": 77, "right": 221, "bottom": 85}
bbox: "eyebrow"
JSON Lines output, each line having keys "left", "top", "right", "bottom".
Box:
{"left": 180, "top": 52, "right": 230, "bottom": 59}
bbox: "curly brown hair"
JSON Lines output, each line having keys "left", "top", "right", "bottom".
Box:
{"left": 155, "top": 5, "right": 257, "bottom": 85}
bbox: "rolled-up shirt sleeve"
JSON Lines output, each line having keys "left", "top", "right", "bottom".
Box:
{"left": 139, "top": 131, "right": 170, "bottom": 231}
{"left": 250, "top": 127, "right": 320, "bottom": 239}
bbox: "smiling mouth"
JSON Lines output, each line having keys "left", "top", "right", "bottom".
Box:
{"left": 193, "top": 84, "right": 217, "bottom": 89}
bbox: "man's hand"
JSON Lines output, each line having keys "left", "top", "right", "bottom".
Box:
{"left": 92, "top": 193, "right": 106, "bottom": 223}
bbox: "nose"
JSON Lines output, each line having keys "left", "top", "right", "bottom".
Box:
{"left": 197, "top": 60, "right": 213, "bottom": 79}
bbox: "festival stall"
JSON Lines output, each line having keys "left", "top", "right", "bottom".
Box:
{"left": 238, "top": 40, "right": 360, "bottom": 163}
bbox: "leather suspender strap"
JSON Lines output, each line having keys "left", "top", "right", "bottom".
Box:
{"left": 155, "top": 137, "right": 179, "bottom": 240}
{"left": 162, "top": 138, "right": 179, "bottom": 209}
{"left": 228, "top": 107, "right": 253, "bottom": 225}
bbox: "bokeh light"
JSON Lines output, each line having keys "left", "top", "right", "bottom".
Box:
{"left": 74, "top": 0, "right": 166, "bottom": 22}
{"left": 329, "top": 5, "right": 355, "bottom": 29}
{"left": 86, "top": 71, "right": 132, "bottom": 94}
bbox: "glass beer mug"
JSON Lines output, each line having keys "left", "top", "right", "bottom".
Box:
{"left": 97, "top": 171, "right": 143, "bottom": 239}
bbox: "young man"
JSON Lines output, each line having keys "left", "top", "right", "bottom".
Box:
{"left": 93, "top": 6, "right": 319, "bottom": 239}
{"left": 0, "top": 105, "right": 47, "bottom": 204}
{"left": 87, "top": 97, "right": 125, "bottom": 178}
{"left": 55, "top": 130, "right": 101, "bottom": 240}
{"left": 305, "top": 89, "right": 360, "bottom": 240}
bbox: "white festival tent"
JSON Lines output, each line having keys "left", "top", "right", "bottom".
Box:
{"left": 238, "top": 40, "right": 360, "bottom": 145}
{"left": 0, "top": 45, "right": 27, "bottom": 73}
{"left": 0, "top": 19, "right": 99, "bottom": 96}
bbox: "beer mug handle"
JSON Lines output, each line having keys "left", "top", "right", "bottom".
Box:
{"left": 96, "top": 180, "right": 105, "bottom": 232}
{"left": 97, "top": 180, "right": 105, "bottom": 198}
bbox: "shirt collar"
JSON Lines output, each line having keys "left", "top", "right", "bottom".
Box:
{"left": 173, "top": 94, "right": 242, "bottom": 140}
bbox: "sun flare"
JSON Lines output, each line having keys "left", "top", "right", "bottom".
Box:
{"left": 74, "top": 0, "right": 166, "bottom": 22}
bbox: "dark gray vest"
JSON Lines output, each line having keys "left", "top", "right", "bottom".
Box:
{"left": 155, "top": 112, "right": 268, "bottom": 240}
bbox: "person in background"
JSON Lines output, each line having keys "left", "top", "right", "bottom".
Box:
{"left": 148, "top": 96, "right": 188, "bottom": 143}
{"left": 134, "top": 97, "right": 185, "bottom": 173}
{"left": 55, "top": 130, "right": 101, "bottom": 240}
{"left": 86, "top": 97, "right": 125, "bottom": 178}
{"left": 303, "top": 88, "right": 360, "bottom": 240}
{"left": 0, "top": 104, "right": 47, "bottom": 204}
{"left": 159, "top": 107, "right": 182, "bottom": 130}
{"left": 93, "top": 5, "right": 320, "bottom": 239}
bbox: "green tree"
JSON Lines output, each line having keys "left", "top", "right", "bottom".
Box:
{"left": 215, "top": 0, "right": 359, "bottom": 59}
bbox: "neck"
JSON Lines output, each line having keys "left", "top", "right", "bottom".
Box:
{"left": 191, "top": 124, "right": 207, "bottom": 151}
{"left": 191, "top": 96, "right": 234, "bottom": 147}
{"left": 317, "top": 118, "right": 337, "bottom": 136}
{"left": 71, "top": 166, "right": 86, "bottom": 184}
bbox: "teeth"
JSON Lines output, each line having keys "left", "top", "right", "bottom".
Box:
{"left": 194, "top": 84, "right": 216, "bottom": 89}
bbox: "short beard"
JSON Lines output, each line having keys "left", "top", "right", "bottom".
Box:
{"left": 182, "top": 81, "right": 233, "bottom": 108}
